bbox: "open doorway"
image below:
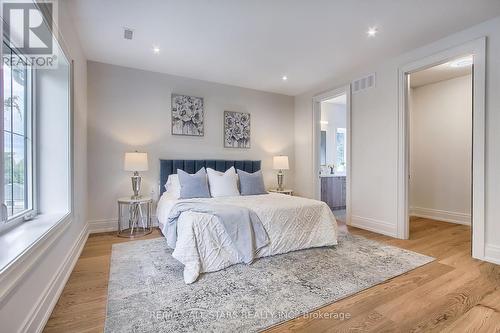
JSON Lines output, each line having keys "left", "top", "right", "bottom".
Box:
{"left": 408, "top": 56, "right": 472, "bottom": 239}
{"left": 312, "top": 86, "right": 351, "bottom": 230}
{"left": 320, "top": 95, "right": 347, "bottom": 223}
{"left": 397, "top": 38, "right": 486, "bottom": 260}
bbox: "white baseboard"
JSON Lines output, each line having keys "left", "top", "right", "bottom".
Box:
{"left": 88, "top": 218, "right": 118, "bottom": 233}
{"left": 350, "top": 215, "right": 397, "bottom": 238}
{"left": 88, "top": 217, "right": 159, "bottom": 234}
{"left": 484, "top": 244, "right": 500, "bottom": 265}
{"left": 410, "top": 207, "right": 471, "bottom": 225}
{"left": 21, "top": 222, "right": 89, "bottom": 333}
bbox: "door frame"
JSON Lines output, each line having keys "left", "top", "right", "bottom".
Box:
{"left": 397, "top": 37, "right": 486, "bottom": 259}
{"left": 312, "top": 85, "right": 352, "bottom": 225}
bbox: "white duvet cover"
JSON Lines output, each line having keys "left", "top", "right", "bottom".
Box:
{"left": 157, "top": 193, "right": 338, "bottom": 283}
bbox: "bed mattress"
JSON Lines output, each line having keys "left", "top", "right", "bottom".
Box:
{"left": 156, "top": 193, "right": 338, "bottom": 283}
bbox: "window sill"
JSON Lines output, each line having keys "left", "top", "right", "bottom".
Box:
{"left": 0, "top": 212, "right": 70, "bottom": 305}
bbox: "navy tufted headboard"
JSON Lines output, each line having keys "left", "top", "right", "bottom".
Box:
{"left": 160, "top": 159, "right": 261, "bottom": 195}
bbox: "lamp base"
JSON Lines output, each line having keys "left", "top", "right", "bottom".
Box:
{"left": 277, "top": 170, "right": 284, "bottom": 191}
{"left": 131, "top": 172, "right": 142, "bottom": 199}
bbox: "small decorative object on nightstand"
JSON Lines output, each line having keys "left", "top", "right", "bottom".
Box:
{"left": 273, "top": 155, "right": 289, "bottom": 191}
{"left": 117, "top": 196, "right": 153, "bottom": 238}
{"left": 124, "top": 151, "right": 148, "bottom": 199}
{"left": 268, "top": 189, "right": 294, "bottom": 196}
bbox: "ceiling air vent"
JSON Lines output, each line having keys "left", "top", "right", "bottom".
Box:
{"left": 352, "top": 73, "right": 376, "bottom": 94}
{"left": 123, "top": 28, "right": 134, "bottom": 40}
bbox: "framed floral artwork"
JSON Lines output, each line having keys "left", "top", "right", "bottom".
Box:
{"left": 224, "top": 111, "right": 251, "bottom": 148}
{"left": 171, "top": 94, "right": 204, "bottom": 136}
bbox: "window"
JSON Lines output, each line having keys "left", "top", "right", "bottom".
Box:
{"left": 335, "top": 128, "right": 346, "bottom": 172}
{"left": 320, "top": 130, "right": 326, "bottom": 165}
{"left": 2, "top": 43, "right": 34, "bottom": 223}
{"left": 0, "top": 2, "right": 73, "bottom": 276}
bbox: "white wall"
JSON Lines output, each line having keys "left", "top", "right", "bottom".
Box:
{"left": 0, "top": 0, "right": 88, "bottom": 331}
{"left": 409, "top": 75, "right": 472, "bottom": 224}
{"left": 294, "top": 16, "right": 500, "bottom": 262}
{"left": 320, "top": 102, "right": 346, "bottom": 167}
{"left": 87, "top": 62, "right": 294, "bottom": 231}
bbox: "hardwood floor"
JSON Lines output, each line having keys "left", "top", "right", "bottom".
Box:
{"left": 44, "top": 218, "right": 500, "bottom": 333}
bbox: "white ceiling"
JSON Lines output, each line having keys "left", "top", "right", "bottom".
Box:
{"left": 410, "top": 59, "right": 472, "bottom": 88}
{"left": 67, "top": 0, "right": 500, "bottom": 96}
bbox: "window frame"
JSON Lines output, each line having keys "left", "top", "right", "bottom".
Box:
{"left": 335, "top": 127, "right": 347, "bottom": 172}
{"left": 1, "top": 42, "right": 37, "bottom": 230}
{"left": 0, "top": 1, "right": 77, "bottom": 303}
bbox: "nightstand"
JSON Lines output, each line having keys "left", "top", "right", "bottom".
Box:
{"left": 268, "top": 189, "right": 294, "bottom": 196}
{"left": 117, "top": 196, "right": 153, "bottom": 238}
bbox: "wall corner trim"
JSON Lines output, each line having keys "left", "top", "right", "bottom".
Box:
{"left": 21, "top": 222, "right": 89, "bottom": 333}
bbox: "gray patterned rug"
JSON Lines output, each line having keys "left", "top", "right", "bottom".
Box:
{"left": 105, "top": 233, "right": 433, "bottom": 332}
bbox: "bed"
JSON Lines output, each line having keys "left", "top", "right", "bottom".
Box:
{"left": 157, "top": 159, "right": 338, "bottom": 283}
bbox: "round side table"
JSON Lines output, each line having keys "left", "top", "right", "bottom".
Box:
{"left": 268, "top": 189, "right": 294, "bottom": 196}
{"left": 117, "top": 196, "right": 153, "bottom": 238}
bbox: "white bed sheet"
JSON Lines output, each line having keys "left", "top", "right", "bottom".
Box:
{"left": 156, "top": 193, "right": 338, "bottom": 283}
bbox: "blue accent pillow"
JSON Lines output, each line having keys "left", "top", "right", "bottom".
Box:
{"left": 177, "top": 168, "right": 211, "bottom": 199}
{"left": 237, "top": 169, "right": 267, "bottom": 196}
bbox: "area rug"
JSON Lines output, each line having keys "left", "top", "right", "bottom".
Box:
{"left": 104, "top": 233, "right": 433, "bottom": 332}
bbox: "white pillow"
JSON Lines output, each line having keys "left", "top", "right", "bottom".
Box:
{"left": 164, "top": 174, "right": 181, "bottom": 199}
{"left": 206, "top": 167, "right": 240, "bottom": 197}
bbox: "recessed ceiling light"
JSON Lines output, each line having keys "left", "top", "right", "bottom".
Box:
{"left": 449, "top": 56, "right": 473, "bottom": 68}
{"left": 367, "top": 27, "right": 378, "bottom": 37}
{"left": 282, "top": 75, "right": 288, "bottom": 81}
{"left": 153, "top": 46, "right": 160, "bottom": 54}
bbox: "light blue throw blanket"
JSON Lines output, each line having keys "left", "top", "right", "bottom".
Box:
{"left": 167, "top": 202, "right": 270, "bottom": 264}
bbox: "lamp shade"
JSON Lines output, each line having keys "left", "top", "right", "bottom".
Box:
{"left": 124, "top": 152, "right": 149, "bottom": 172}
{"left": 273, "top": 155, "right": 289, "bottom": 170}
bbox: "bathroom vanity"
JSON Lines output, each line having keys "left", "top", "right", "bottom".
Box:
{"left": 320, "top": 174, "right": 346, "bottom": 210}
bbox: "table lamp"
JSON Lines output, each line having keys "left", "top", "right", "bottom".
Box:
{"left": 124, "top": 152, "right": 148, "bottom": 199}
{"left": 273, "top": 155, "right": 289, "bottom": 191}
